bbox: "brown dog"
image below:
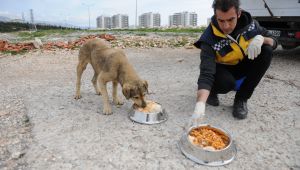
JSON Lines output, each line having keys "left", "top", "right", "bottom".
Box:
{"left": 74, "top": 39, "right": 148, "bottom": 115}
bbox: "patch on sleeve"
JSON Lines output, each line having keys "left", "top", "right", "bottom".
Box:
{"left": 242, "top": 22, "right": 259, "bottom": 41}
{"left": 212, "top": 39, "right": 232, "bottom": 57}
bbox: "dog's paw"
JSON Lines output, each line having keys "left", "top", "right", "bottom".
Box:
{"left": 103, "top": 107, "right": 113, "bottom": 115}
{"left": 74, "top": 94, "right": 82, "bottom": 100}
{"left": 113, "top": 99, "right": 124, "bottom": 106}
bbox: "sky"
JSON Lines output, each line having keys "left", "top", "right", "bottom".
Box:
{"left": 0, "top": 0, "right": 214, "bottom": 28}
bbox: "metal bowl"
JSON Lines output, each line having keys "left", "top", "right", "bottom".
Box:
{"left": 178, "top": 124, "right": 237, "bottom": 166}
{"left": 128, "top": 102, "right": 167, "bottom": 124}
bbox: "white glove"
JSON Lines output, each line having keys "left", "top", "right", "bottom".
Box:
{"left": 191, "top": 101, "right": 206, "bottom": 126}
{"left": 247, "top": 35, "right": 264, "bottom": 60}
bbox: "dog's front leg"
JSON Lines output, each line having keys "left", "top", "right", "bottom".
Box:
{"left": 112, "top": 81, "right": 124, "bottom": 107}
{"left": 98, "top": 77, "right": 112, "bottom": 115}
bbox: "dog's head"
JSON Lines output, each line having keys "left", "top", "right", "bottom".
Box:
{"left": 122, "top": 80, "right": 148, "bottom": 108}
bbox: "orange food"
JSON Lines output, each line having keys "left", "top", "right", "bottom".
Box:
{"left": 189, "top": 126, "right": 229, "bottom": 150}
{"left": 134, "top": 101, "right": 161, "bottom": 113}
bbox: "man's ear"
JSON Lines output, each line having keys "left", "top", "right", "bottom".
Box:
{"left": 122, "top": 83, "right": 132, "bottom": 99}
{"left": 237, "top": 9, "right": 241, "bottom": 18}
{"left": 142, "top": 80, "right": 148, "bottom": 94}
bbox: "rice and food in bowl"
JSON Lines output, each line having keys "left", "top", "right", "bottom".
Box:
{"left": 133, "top": 101, "right": 162, "bottom": 113}
{"left": 178, "top": 124, "right": 237, "bottom": 166}
{"left": 129, "top": 100, "right": 167, "bottom": 124}
{"left": 188, "top": 125, "right": 230, "bottom": 151}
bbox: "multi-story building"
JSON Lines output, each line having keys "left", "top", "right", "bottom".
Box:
{"left": 152, "top": 13, "right": 161, "bottom": 28}
{"left": 188, "top": 12, "right": 198, "bottom": 27}
{"left": 96, "top": 16, "right": 111, "bottom": 29}
{"left": 169, "top": 15, "right": 173, "bottom": 27}
{"left": 111, "top": 14, "right": 129, "bottom": 29}
{"left": 171, "top": 12, "right": 183, "bottom": 26}
{"left": 169, "top": 11, "right": 198, "bottom": 27}
{"left": 139, "top": 12, "right": 161, "bottom": 28}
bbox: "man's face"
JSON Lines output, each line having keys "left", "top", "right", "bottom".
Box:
{"left": 215, "top": 7, "right": 241, "bottom": 35}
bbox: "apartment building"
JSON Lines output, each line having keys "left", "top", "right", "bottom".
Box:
{"left": 169, "top": 12, "right": 198, "bottom": 27}
{"left": 96, "top": 14, "right": 129, "bottom": 29}
{"left": 111, "top": 14, "right": 129, "bottom": 29}
{"left": 138, "top": 12, "right": 161, "bottom": 28}
{"left": 96, "top": 16, "right": 111, "bottom": 29}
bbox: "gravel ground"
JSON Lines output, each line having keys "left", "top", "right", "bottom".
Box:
{"left": 0, "top": 46, "right": 299, "bottom": 170}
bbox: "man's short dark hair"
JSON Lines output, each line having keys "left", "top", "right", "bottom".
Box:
{"left": 212, "top": 0, "right": 240, "bottom": 13}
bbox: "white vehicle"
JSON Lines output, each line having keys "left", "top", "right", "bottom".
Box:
{"left": 240, "top": 0, "right": 300, "bottom": 49}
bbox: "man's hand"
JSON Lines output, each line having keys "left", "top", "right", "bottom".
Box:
{"left": 247, "top": 35, "right": 264, "bottom": 60}
{"left": 191, "top": 101, "right": 206, "bottom": 126}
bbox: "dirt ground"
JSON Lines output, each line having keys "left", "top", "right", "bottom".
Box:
{"left": 0, "top": 46, "right": 299, "bottom": 170}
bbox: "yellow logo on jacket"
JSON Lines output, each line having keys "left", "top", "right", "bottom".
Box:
{"left": 211, "top": 24, "right": 252, "bottom": 65}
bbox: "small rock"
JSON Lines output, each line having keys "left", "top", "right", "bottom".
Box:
{"left": 33, "top": 38, "right": 43, "bottom": 49}
{"left": 177, "top": 59, "right": 184, "bottom": 63}
{"left": 184, "top": 45, "right": 194, "bottom": 49}
{"left": 0, "top": 110, "right": 9, "bottom": 116}
{"left": 11, "top": 151, "right": 25, "bottom": 159}
{"left": 296, "top": 140, "right": 300, "bottom": 146}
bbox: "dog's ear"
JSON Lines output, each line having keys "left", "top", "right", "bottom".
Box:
{"left": 122, "top": 83, "right": 133, "bottom": 99}
{"left": 142, "top": 80, "right": 148, "bottom": 94}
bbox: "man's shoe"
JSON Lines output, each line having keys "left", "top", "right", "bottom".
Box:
{"left": 232, "top": 98, "right": 248, "bottom": 119}
{"left": 207, "top": 93, "right": 219, "bottom": 106}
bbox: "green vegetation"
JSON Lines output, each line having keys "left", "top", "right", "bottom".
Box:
{"left": 1, "top": 49, "right": 27, "bottom": 55}
{"left": 86, "top": 27, "right": 206, "bottom": 38}
{"left": 17, "top": 29, "right": 80, "bottom": 39}
{"left": 13, "top": 27, "right": 206, "bottom": 40}
{"left": 1, "top": 21, "right": 205, "bottom": 37}
{"left": 0, "top": 22, "right": 80, "bottom": 33}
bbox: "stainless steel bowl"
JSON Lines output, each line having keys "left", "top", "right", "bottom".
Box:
{"left": 178, "top": 124, "right": 237, "bottom": 166}
{"left": 128, "top": 102, "right": 167, "bottom": 124}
